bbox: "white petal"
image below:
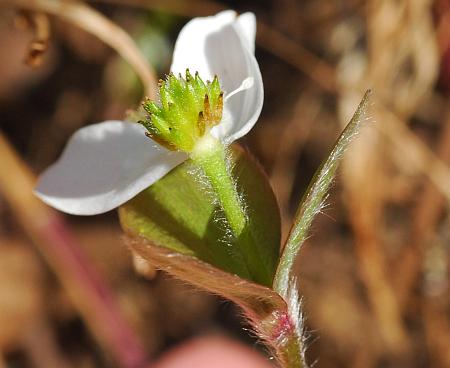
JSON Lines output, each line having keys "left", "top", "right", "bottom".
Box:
{"left": 171, "top": 11, "right": 263, "bottom": 144}
{"left": 35, "top": 121, "right": 187, "bottom": 215}
{"left": 170, "top": 10, "right": 237, "bottom": 80}
{"left": 208, "top": 21, "right": 263, "bottom": 143}
{"left": 235, "top": 12, "right": 256, "bottom": 53}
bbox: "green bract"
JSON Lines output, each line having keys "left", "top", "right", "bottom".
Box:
{"left": 140, "top": 70, "right": 224, "bottom": 152}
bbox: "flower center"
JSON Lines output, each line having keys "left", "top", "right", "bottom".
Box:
{"left": 139, "top": 69, "right": 224, "bottom": 152}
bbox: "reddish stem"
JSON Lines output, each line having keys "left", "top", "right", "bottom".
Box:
{"left": 0, "top": 132, "right": 148, "bottom": 368}
{"left": 41, "top": 215, "right": 148, "bottom": 368}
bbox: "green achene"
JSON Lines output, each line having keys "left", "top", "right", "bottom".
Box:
{"left": 140, "top": 70, "right": 224, "bottom": 152}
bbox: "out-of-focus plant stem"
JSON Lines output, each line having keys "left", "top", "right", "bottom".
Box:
{"left": 21, "top": 320, "right": 73, "bottom": 368}
{"left": 0, "top": 132, "right": 148, "bottom": 368}
{"left": 395, "top": 104, "right": 450, "bottom": 305}
{"left": 3, "top": 0, "right": 157, "bottom": 99}
{"left": 376, "top": 104, "right": 450, "bottom": 202}
{"left": 15, "top": 10, "right": 50, "bottom": 67}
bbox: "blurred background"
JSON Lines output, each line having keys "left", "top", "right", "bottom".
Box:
{"left": 1, "top": 0, "right": 450, "bottom": 367}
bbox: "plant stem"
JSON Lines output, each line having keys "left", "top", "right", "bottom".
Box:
{"left": 191, "top": 135, "right": 246, "bottom": 236}
{"left": 190, "top": 134, "right": 271, "bottom": 285}
{"left": 257, "top": 308, "right": 305, "bottom": 368}
{"left": 273, "top": 91, "right": 371, "bottom": 296}
{"left": 276, "top": 332, "right": 305, "bottom": 368}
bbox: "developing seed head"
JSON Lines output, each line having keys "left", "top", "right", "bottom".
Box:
{"left": 139, "top": 69, "right": 224, "bottom": 152}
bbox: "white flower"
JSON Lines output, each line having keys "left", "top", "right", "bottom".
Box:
{"left": 35, "top": 11, "right": 263, "bottom": 215}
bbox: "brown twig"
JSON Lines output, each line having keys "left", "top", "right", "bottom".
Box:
{"left": 394, "top": 103, "right": 450, "bottom": 307}
{"left": 376, "top": 104, "right": 450, "bottom": 202}
{"left": 341, "top": 119, "right": 410, "bottom": 354}
{"left": 0, "top": 132, "right": 148, "bottom": 368}
{"left": 3, "top": 0, "right": 158, "bottom": 99}
{"left": 15, "top": 10, "right": 50, "bottom": 67}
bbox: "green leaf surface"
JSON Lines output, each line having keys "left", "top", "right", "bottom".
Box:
{"left": 119, "top": 145, "right": 281, "bottom": 286}
{"left": 273, "top": 91, "right": 372, "bottom": 296}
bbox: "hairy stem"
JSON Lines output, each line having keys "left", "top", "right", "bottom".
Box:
{"left": 273, "top": 325, "right": 305, "bottom": 368}
{"left": 256, "top": 303, "right": 305, "bottom": 368}
{"left": 190, "top": 135, "right": 271, "bottom": 285}
{"left": 273, "top": 91, "right": 372, "bottom": 296}
{"left": 191, "top": 135, "right": 246, "bottom": 236}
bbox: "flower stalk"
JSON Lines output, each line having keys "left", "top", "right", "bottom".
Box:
{"left": 190, "top": 134, "right": 272, "bottom": 285}
{"left": 191, "top": 134, "right": 246, "bottom": 237}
